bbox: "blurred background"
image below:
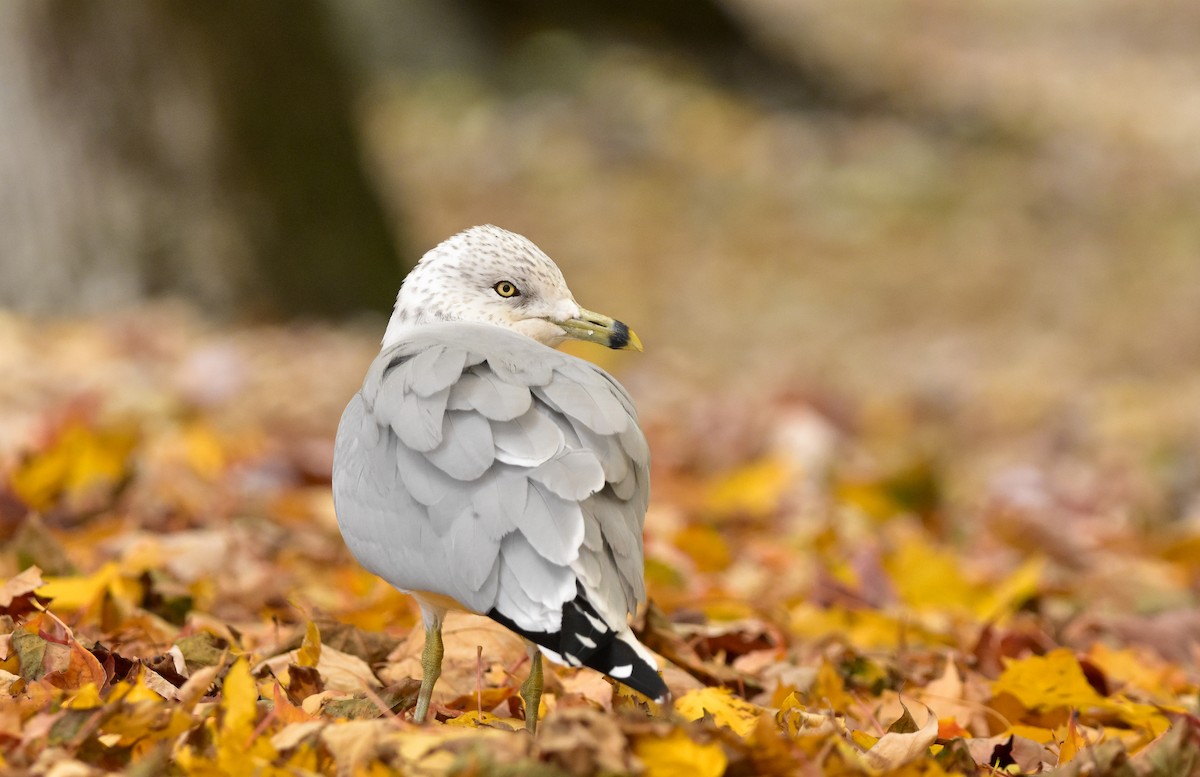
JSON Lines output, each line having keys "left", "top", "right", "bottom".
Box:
{"left": 6, "top": 5, "right": 1200, "bottom": 766}
{"left": 3, "top": 1, "right": 1200, "bottom": 710}
{"left": 3, "top": 0, "right": 1200, "bottom": 483}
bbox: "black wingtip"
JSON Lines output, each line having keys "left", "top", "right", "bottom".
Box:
{"left": 601, "top": 637, "right": 670, "bottom": 702}
{"left": 486, "top": 586, "right": 667, "bottom": 701}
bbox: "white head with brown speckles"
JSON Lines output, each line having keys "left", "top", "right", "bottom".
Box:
{"left": 382, "top": 225, "right": 642, "bottom": 352}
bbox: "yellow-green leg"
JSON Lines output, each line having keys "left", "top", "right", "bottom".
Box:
{"left": 520, "top": 644, "right": 543, "bottom": 734}
{"left": 413, "top": 606, "right": 445, "bottom": 724}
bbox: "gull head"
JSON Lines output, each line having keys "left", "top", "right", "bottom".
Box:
{"left": 382, "top": 225, "right": 642, "bottom": 352}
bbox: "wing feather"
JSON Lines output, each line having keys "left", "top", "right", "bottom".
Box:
{"left": 425, "top": 409, "right": 495, "bottom": 480}
{"left": 447, "top": 369, "right": 533, "bottom": 421}
{"left": 519, "top": 480, "right": 584, "bottom": 566}
{"left": 530, "top": 449, "right": 605, "bottom": 501}
{"left": 495, "top": 534, "right": 576, "bottom": 632}
{"left": 492, "top": 407, "right": 564, "bottom": 466}
{"left": 378, "top": 382, "right": 449, "bottom": 453}
{"left": 409, "top": 345, "right": 469, "bottom": 397}
{"left": 334, "top": 322, "right": 649, "bottom": 632}
{"left": 535, "top": 376, "right": 627, "bottom": 435}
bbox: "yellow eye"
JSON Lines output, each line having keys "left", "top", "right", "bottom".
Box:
{"left": 493, "top": 281, "right": 520, "bottom": 298}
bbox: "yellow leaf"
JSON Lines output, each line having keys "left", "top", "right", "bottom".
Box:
{"left": 215, "top": 657, "right": 277, "bottom": 776}
{"left": 775, "top": 693, "right": 836, "bottom": 737}
{"left": 38, "top": 562, "right": 142, "bottom": 613}
{"left": 634, "top": 730, "right": 727, "bottom": 777}
{"left": 810, "top": 659, "right": 854, "bottom": 714}
{"left": 11, "top": 421, "right": 138, "bottom": 511}
{"left": 221, "top": 658, "right": 259, "bottom": 735}
{"left": 975, "top": 557, "right": 1044, "bottom": 621}
{"left": 789, "top": 603, "right": 949, "bottom": 653}
{"left": 37, "top": 564, "right": 116, "bottom": 611}
{"left": 126, "top": 670, "right": 168, "bottom": 705}
{"left": 1086, "top": 643, "right": 1183, "bottom": 703}
{"left": 1008, "top": 724, "right": 1055, "bottom": 743}
{"left": 993, "top": 649, "right": 1104, "bottom": 711}
{"left": 1100, "top": 697, "right": 1172, "bottom": 739}
{"left": 1058, "top": 716, "right": 1085, "bottom": 765}
{"left": 64, "top": 682, "right": 103, "bottom": 710}
{"left": 836, "top": 479, "right": 900, "bottom": 522}
{"left": 886, "top": 538, "right": 976, "bottom": 613}
{"left": 674, "top": 687, "right": 764, "bottom": 738}
{"left": 705, "top": 458, "right": 789, "bottom": 520}
{"left": 673, "top": 526, "right": 732, "bottom": 573}
{"left": 444, "top": 710, "right": 519, "bottom": 729}
{"left": 182, "top": 422, "right": 227, "bottom": 478}
{"left": 297, "top": 621, "right": 321, "bottom": 668}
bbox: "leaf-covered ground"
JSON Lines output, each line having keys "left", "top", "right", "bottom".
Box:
{"left": 2, "top": 308, "right": 1200, "bottom": 776}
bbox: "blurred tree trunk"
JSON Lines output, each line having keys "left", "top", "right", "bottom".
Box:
{"left": 0, "top": 0, "right": 404, "bottom": 318}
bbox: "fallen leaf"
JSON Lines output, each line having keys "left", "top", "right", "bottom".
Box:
{"left": 861, "top": 701, "right": 938, "bottom": 771}
{"left": 443, "top": 710, "right": 519, "bottom": 729}
{"left": 674, "top": 687, "right": 764, "bottom": 738}
{"left": 320, "top": 719, "right": 395, "bottom": 773}
{"left": 536, "top": 706, "right": 632, "bottom": 775}
{"left": 704, "top": 458, "right": 789, "bottom": 521}
{"left": 0, "top": 566, "right": 44, "bottom": 609}
{"left": 634, "top": 729, "right": 727, "bottom": 777}
{"left": 297, "top": 619, "right": 321, "bottom": 668}
{"left": 10, "top": 420, "right": 138, "bottom": 512}
{"left": 212, "top": 657, "right": 276, "bottom": 774}
{"left": 993, "top": 649, "right": 1105, "bottom": 711}
{"left": 965, "top": 733, "right": 1052, "bottom": 773}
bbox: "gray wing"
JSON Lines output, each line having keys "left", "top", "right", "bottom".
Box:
{"left": 332, "top": 323, "right": 650, "bottom": 633}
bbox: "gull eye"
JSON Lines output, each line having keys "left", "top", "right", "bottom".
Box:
{"left": 493, "top": 281, "right": 520, "bottom": 298}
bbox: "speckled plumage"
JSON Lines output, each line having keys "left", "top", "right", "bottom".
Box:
{"left": 383, "top": 226, "right": 585, "bottom": 349}
{"left": 333, "top": 226, "right": 667, "bottom": 720}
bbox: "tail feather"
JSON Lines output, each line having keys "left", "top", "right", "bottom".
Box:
{"left": 487, "top": 583, "right": 668, "bottom": 702}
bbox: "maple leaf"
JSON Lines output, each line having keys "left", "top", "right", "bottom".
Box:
{"left": 674, "top": 687, "right": 765, "bottom": 738}
{"left": 993, "top": 649, "right": 1106, "bottom": 712}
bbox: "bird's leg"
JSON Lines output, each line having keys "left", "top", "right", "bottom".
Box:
{"left": 413, "top": 604, "right": 445, "bottom": 724}
{"left": 519, "top": 643, "right": 543, "bottom": 734}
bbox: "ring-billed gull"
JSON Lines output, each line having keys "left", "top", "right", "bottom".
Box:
{"left": 332, "top": 225, "right": 667, "bottom": 732}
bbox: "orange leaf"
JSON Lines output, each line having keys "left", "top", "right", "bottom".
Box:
{"left": 273, "top": 682, "right": 318, "bottom": 725}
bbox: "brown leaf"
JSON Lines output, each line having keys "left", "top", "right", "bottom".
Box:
{"left": 536, "top": 707, "right": 634, "bottom": 776}
{"left": 175, "top": 632, "right": 229, "bottom": 674}
{"left": 965, "top": 733, "right": 1053, "bottom": 773}
{"left": 286, "top": 663, "right": 324, "bottom": 705}
{"left": 860, "top": 701, "right": 938, "bottom": 771}
{"left": 313, "top": 615, "right": 397, "bottom": 665}
{"left": 379, "top": 613, "right": 529, "bottom": 708}
{"left": 0, "top": 566, "right": 44, "bottom": 609}
{"left": 320, "top": 680, "right": 420, "bottom": 720}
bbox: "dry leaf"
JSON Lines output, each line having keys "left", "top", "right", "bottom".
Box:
{"left": 860, "top": 701, "right": 938, "bottom": 771}
{"left": 0, "top": 566, "right": 44, "bottom": 609}
{"left": 674, "top": 687, "right": 764, "bottom": 738}
{"left": 634, "top": 730, "right": 727, "bottom": 777}
{"left": 993, "top": 649, "right": 1105, "bottom": 711}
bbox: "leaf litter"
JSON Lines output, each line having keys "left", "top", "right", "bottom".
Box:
{"left": 1, "top": 307, "right": 1199, "bottom": 775}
